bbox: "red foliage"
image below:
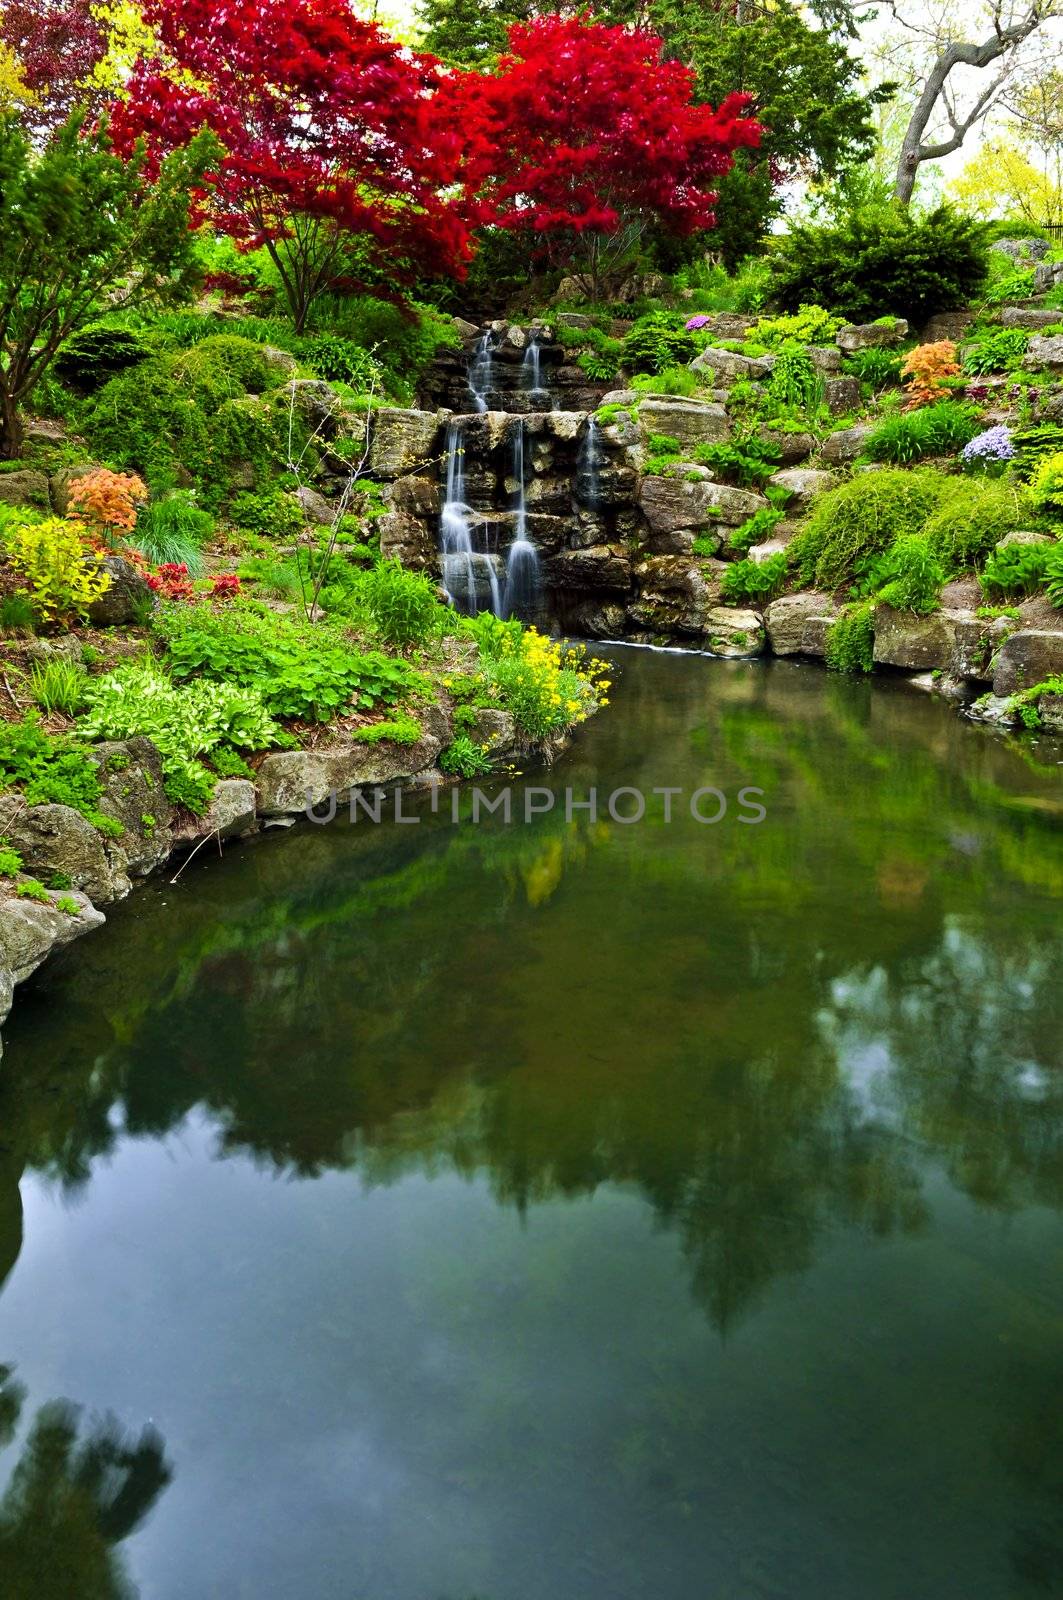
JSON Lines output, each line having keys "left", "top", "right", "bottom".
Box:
{"left": 146, "top": 563, "right": 197, "bottom": 602}
{"left": 0, "top": 1, "right": 107, "bottom": 139}
{"left": 110, "top": 0, "right": 474, "bottom": 325}
{"left": 210, "top": 573, "right": 242, "bottom": 600}
{"left": 446, "top": 14, "right": 761, "bottom": 273}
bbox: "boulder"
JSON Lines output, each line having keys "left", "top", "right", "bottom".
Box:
{"left": 1033, "top": 260, "right": 1063, "bottom": 295}
{"left": 545, "top": 411, "right": 586, "bottom": 444}
{"left": 757, "top": 427, "right": 815, "bottom": 466}
{"left": 279, "top": 379, "right": 354, "bottom": 438}
{"left": 950, "top": 614, "right": 1013, "bottom": 684}
{"left": 26, "top": 635, "right": 84, "bottom": 666}
{"left": 87, "top": 556, "right": 155, "bottom": 627}
{"left": 451, "top": 317, "right": 480, "bottom": 339}
{"left": 990, "top": 237, "right": 1050, "bottom": 261}
{"left": 765, "top": 593, "right": 838, "bottom": 656}
{"left": 639, "top": 476, "right": 766, "bottom": 536}
{"left": 563, "top": 601, "right": 628, "bottom": 638}
{"left": 767, "top": 468, "right": 833, "bottom": 506}
{"left": 992, "top": 628, "right": 1063, "bottom": 696}
{"left": 89, "top": 737, "right": 173, "bottom": 875}
{"left": 1000, "top": 306, "right": 1063, "bottom": 331}
{"left": 0, "top": 889, "right": 105, "bottom": 1027}
{"left": 690, "top": 346, "right": 771, "bottom": 383}
{"left": 679, "top": 312, "right": 756, "bottom": 341}
{"left": 823, "top": 376, "right": 863, "bottom": 416}
{"left": 256, "top": 730, "right": 443, "bottom": 816}
{"left": 1026, "top": 334, "right": 1063, "bottom": 371}
{"left": 295, "top": 486, "right": 336, "bottom": 526}
{"left": 873, "top": 606, "right": 963, "bottom": 672}
{"left": 378, "top": 508, "right": 436, "bottom": 568}
{"left": 464, "top": 708, "right": 518, "bottom": 757}
{"left": 387, "top": 474, "right": 440, "bottom": 520}
{"left": 822, "top": 424, "right": 877, "bottom": 465}
{"left": 921, "top": 312, "right": 976, "bottom": 343}
{"left": 836, "top": 320, "right": 908, "bottom": 352}
{"left": 369, "top": 407, "right": 443, "bottom": 478}
{"left": 806, "top": 346, "right": 843, "bottom": 374}
{"left": 0, "top": 469, "right": 50, "bottom": 510}
{"left": 175, "top": 779, "right": 257, "bottom": 844}
{"left": 0, "top": 799, "right": 131, "bottom": 904}
{"left": 1036, "top": 692, "right": 1063, "bottom": 732}
{"left": 638, "top": 396, "right": 729, "bottom": 449}
{"left": 705, "top": 607, "right": 766, "bottom": 658}
{"left": 997, "top": 529, "right": 1055, "bottom": 549}
{"left": 545, "top": 545, "right": 632, "bottom": 594}
{"left": 629, "top": 556, "right": 727, "bottom": 637}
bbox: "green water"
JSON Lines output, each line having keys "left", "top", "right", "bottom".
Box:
{"left": 1, "top": 648, "right": 1062, "bottom": 1600}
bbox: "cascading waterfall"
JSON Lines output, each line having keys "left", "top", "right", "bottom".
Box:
{"left": 439, "top": 422, "right": 501, "bottom": 617}
{"left": 576, "top": 417, "right": 604, "bottom": 507}
{"left": 502, "top": 419, "right": 540, "bottom": 619}
{"left": 468, "top": 332, "right": 495, "bottom": 412}
{"left": 521, "top": 332, "right": 547, "bottom": 403}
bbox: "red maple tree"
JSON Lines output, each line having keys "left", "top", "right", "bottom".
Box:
{"left": 0, "top": 0, "right": 107, "bottom": 141}
{"left": 111, "top": 0, "right": 476, "bottom": 330}
{"left": 447, "top": 13, "right": 763, "bottom": 296}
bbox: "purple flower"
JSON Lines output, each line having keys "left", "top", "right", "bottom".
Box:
{"left": 962, "top": 425, "right": 1014, "bottom": 464}
{"left": 685, "top": 314, "right": 711, "bottom": 331}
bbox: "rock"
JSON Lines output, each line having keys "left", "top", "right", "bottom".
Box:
{"left": 950, "top": 613, "right": 1013, "bottom": 683}
{"left": 89, "top": 738, "right": 173, "bottom": 875}
{"left": 690, "top": 346, "right": 771, "bottom": 383}
{"left": 748, "top": 539, "right": 790, "bottom": 565}
{"left": 555, "top": 312, "right": 593, "bottom": 331}
{"left": 545, "top": 411, "right": 586, "bottom": 444}
{"left": 1033, "top": 260, "right": 1063, "bottom": 295}
{"left": 629, "top": 556, "right": 727, "bottom": 637}
{"left": 599, "top": 389, "right": 640, "bottom": 408}
{"left": 545, "top": 545, "right": 632, "bottom": 594}
{"left": 378, "top": 508, "right": 436, "bottom": 568}
{"left": 992, "top": 628, "right": 1063, "bottom": 696}
{"left": 465, "top": 708, "right": 518, "bottom": 756}
{"left": 705, "top": 607, "right": 766, "bottom": 658}
{"left": 0, "top": 469, "right": 50, "bottom": 510}
{"left": 261, "top": 346, "right": 300, "bottom": 380}
{"left": 997, "top": 529, "right": 1056, "bottom": 549}
{"left": 279, "top": 379, "right": 347, "bottom": 435}
{"left": 256, "top": 730, "right": 443, "bottom": 817}
{"left": 387, "top": 474, "right": 440, "bottom": 520}
{"left": 26, "top": 635, "right": 85, "bottom": 665}
{"left": 922, "top": 312, "right": 976, "bottom": 343}
{"left": 0, "top": 889, "right": 105, "bottom": 1027}
{"left": 49, "top": 465, "right": 101, "bottom": 515}
{"left": 757, "top": 427, "right": 815, "bottom": 466}
{"left": 967, "top": 693, "right": 1018, "bottom": 725}
{"left": 684, "top": 313, "right": 756, "bottom": 342}
{"left": 563, "top": 601, "right": 628, "bottom": 638}
{"left": 451, "top": 317, "right": 479, "bottom": 339}
{"left": 0, "top": 798, "right": 130, "bottom": 904}
{"left": 767, "top": 468, "right": 833, "bottom": 506}
{"left": 1036, "top": 692, "right": 1063, "bottom": 731}
{"left": 765, "top": 593, "right": 838, "bottom": 656}
{"left": 806, "top": 346, "right": 843, "bottom": 374}
{"left": 1026, "top": 334, "right": 1063, "bottom": 371}
{"left": 991, "top": 237, "right": 1050, "bottom": 261}
{"left": 87, "top": 555, "right": 155, "bottom": 627}
{"left": 836, "top": 320, "right": 908, "bottom": 352}
{"left": 823, "top": 376, "right": 863, "bottom": 416}
{"left": 822, "top": 424, "right": 877, "bottom": 465}
{"left": 873, "top": 606, "right": 963, "bottom": 672}
{"left": 295, "top": 486, "right": 336, "bottom": 525}
{"left": 638, "top": 396, "right": 729, "bottom": 449}
{"left": 176, "top": 779, "right": 257, "bottom": 843}
{"left": 369, "top": 407, "right": 442, "bottom": 478}
{"left": 1000, "top": 306, "right": 1063, "bottom": 331}
{"left": 639, "top": 476, "right": 765, "bottom": 537}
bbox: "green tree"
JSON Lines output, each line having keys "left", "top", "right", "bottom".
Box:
{"left": 419, "top": 0, "right": 525, "bottom": 64}
{"left": 650, "top": 0, "right": 893, "bottom": 266}
{"left": 0, "top": 111, "right": 215, "bottom": 459}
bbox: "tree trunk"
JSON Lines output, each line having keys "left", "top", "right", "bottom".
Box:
{"left": 0, "top": 390, "right": 24, "bottom": 461}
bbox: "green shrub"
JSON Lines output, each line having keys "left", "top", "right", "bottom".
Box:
{"left": 133, "top": 492, "right": 213, "bottom": 574}
{"left": 0, "top": 715, "right": 119, "bottom": 833}
{"left": 1045, "top": 545, "right": 1063, "bottom": 607}
{"left": 303, "top": 295, "right": 460, "bottom": 405}
{"left": 80, "top": 664, "right": 288, "bottom": 814}
{"left": 210, "top": 745, "right": 255, "bottom": 779}
{"left": 301, "top": 334, "right": 382, "bottom": 392}
{"left": 0, "top": 847, "right": 23, "bottom": 876}
{"left": 1010, "top": 425, "right": 1063, "bottom": 479}
{"left": 771, "top": 205, "right": 990, "bottom": 324}
{"left": 54, "top": 322, "right": 156, "bottom": 392}
{"left": 623, "top": 312, "right": 694, "bottom": 375}
{"left": 842, "top": 347, "right": 903, "bottom": 389}
{"left": 229, "top": 490, "right": 303, "bottom": 540}
{"left": 353, "top": 715, "right": 423, "bottom": 745}
{"left": 30, "top": 658, "right": 87, "bottom": 715}
{"left": 790, "top": 470, "right": 942, "bottom": 589}
{"left": 358, "top": 559, "right": 443, "bottom": 649}
{"left": 55, "top": 894, "right": 81, "bottom": 916}
{"left": 15, "top": 878, "right": 50, "bottom": 903}
{"left": 631, "top": 365, "right": 699, "bottom": 396}
{"left": 862, "top": 533, "right": 945, "bottom": 613}
{"left": 923, "top": 478, "right": 1035, "bottom": 573}
{"left": 695, "top": 438, "right": 782, "bottom": 487}
{"left": 961, "top": 328, "right": 1030, "bottom": 374}
{"left": 765, "top": 344, "right": 821, "bottom": 413}
{"left": 727, "top": 505, "right": 785, "bottom": 554}
{"left": 1029, "top": 450, "right": 1063, "bottom": 512}
{"left": 825, "top": 601, "right": 876, "bottom": 673}
{"left": 979, "top": 542, "right": 1052, "bottom": 599}
{"left": 861, "top": 400, "right": 981, "bottom": 465}
{"left": 748, "top": 304, "right": 842, "bottom": 348}
{"left": 720, "top": 552, "right": 789, "bottom": 604}
{"left": 982, "top": 264, "right": 1036, "bottom": 306}
{"left": 440, "top": 735, "right": 493, "bottom": 778}
{"left": 156, "top": 601, "right": 419, "bottom": 722}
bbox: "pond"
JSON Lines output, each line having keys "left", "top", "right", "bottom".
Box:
{"left": 1, "top": 647, "right": 1062, "bottom": 1599}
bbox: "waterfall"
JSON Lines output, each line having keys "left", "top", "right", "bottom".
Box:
{"left": 576, "top": 416, "right": 604, "bottom": 506}
{"left": 521, "top": 332, "right": 547, "bottom": 403}
{"left": 439, "top": 423, "right": 502, "bottom": 617}
{"left": 503, "top": 419, "right": 540, "bottom": 619}
{"left": 467, "top": 333, "right": 494, "bottom": 413}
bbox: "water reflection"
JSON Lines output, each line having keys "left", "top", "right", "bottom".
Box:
{"left": 0, "top": 1368, "right": 170, "bottom": 1599}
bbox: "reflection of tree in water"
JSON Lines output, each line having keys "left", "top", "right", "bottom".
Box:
{"left": 0, "top": 1367, "right": 171, "bottom": 1600}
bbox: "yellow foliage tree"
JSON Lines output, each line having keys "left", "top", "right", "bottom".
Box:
{"left": 0, "top": 36, "right": 34, "bottom": 114}
{"left": 951, "top": 139, "right": 1063, "bottom": 230}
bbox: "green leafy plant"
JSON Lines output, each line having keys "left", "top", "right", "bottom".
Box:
{"left": 630, "top": 365, "right": 699, "bottom": 397}
{"left": 55, "top": 895, "right": 82, "bottom": 916}
{"left": 0, "top": 847, "right": 23, "bottom": 877}
{"left": 358, "top": 558, "right": 445, "bottom": 649}
{"left": 961, "top": 327, "right": 1030, "bottom": 374}
{"left": 352, "top": 715, "right": 423, "bottom": 745}
{"left": 842, "top": 347, "right": 903, "bottom": 389}
{"left": 825, "top": 600, "right": 876, "bottom": 673}
{"left": 440, "top": 735, "right": 494, "bottom": 778}
{"left": 133, "top": 493, "right": 213, "bottom": 574}
{"left": 720, "top": 552, "right": 789, "bottom": 604}
{"left": 979, "top": 542, "right": 1052, "bottom": 599}
{"left": 8, "top": 518, "right": 111, "bottom": 625}
{"left": 15, "top": 878, "right": 51, "bottom": 904}
{"left": 727, "top": 505, "right": 785, "bottom": 554}
{"left": 860, "top": 400, "right": 981, "bottom": 465}
{"left": 695, "top": 438, "right": 782, "bottom": 487}
{"left": 54, "top": 322, "right": 157, "bottom": 393}
{"left": 982, "top": 263, "right": 1036, "bottom": 306}
{"left": 622, "top": 312, "right": 694, "bottom": 375}
{"left": 0, "top": 715, "right": 120, "bottom": 833}
{"left": 30, "top": 658, "right": 87, "bottom": 715}
{"left": 861, "top": 533, "right": 945, "bottom": 613}
{"left": 923, "top": 478, "right": 1036, "bottom": 573}
{"left": 210, "top": 745, "right": 255, "bottom": 779}
{"left": 229, "top": 490, "right": 304, "bottom": 540}
{"left": 764, "top": 344, "right": 821, "bottom": 413}
{"left": 748, "top": 304, "right": 842, "bottom": 348}
{"left": 0, "top": 593, "right": 36, "bottom": 634}
{"left": 1010, "top": 425, "right": 1063, "bottom": 479}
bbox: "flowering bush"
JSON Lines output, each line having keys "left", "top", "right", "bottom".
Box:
{"left": 66, "top": 468, "right": 147, "bottom": 539}
{"left": 468, "top": 618, "right": 611, "bottom": 739}
{"left": 962, "top": 426, "right": 1014, "bottom": 475}
{"left": 685, "top": 314, "right": 711, "bottom": 331}
{"left": 8, "top": 517, "right": 111, "bottom": 625}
